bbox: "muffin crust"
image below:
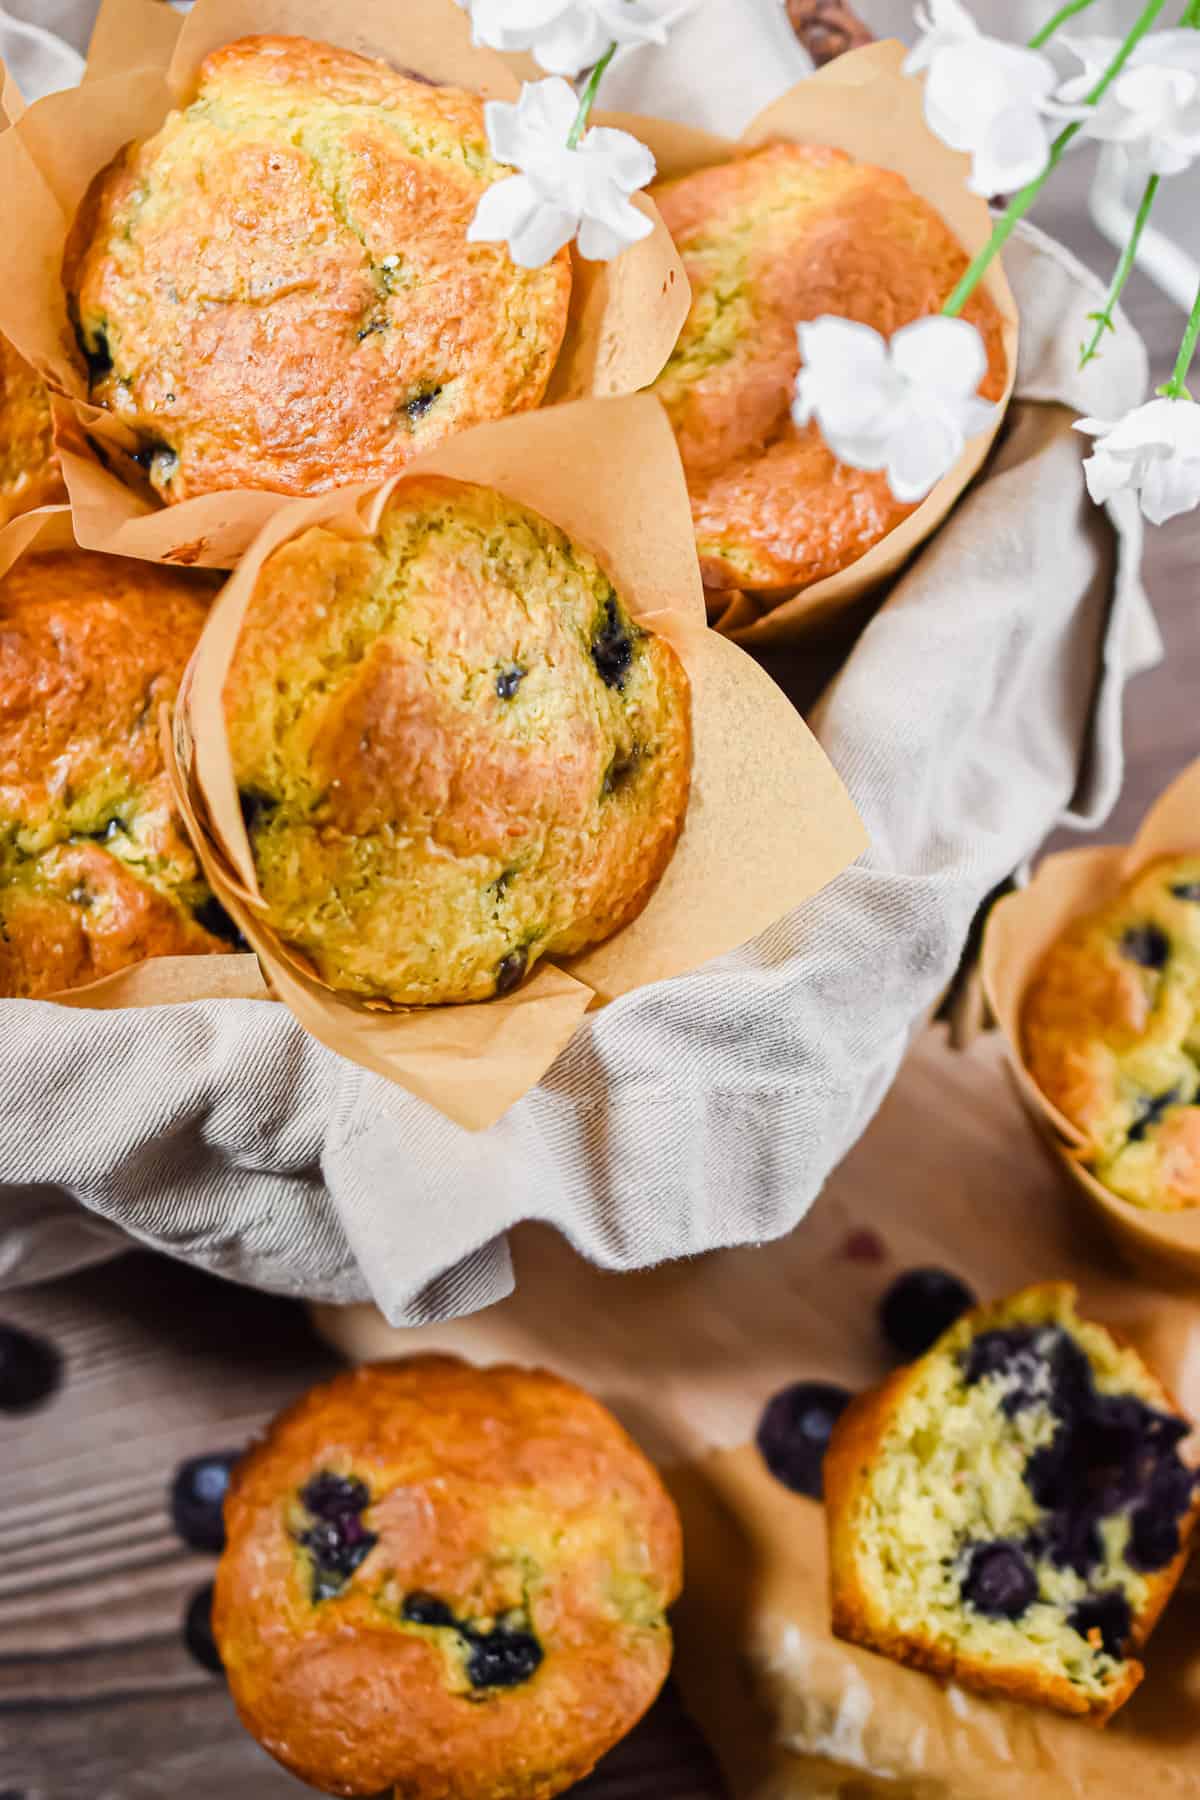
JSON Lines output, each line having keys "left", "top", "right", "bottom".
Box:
{"left": 0, "top": 335, "right": 65, "bottom": 528}
{"left": 223, "top": 477, "right": 692, "bottom": 1006}
{"left": 214, "top": 1356, "right": 683, "bottom": 1798}
{"left": 0, "top": 549, "right": 229, "bottom": 995}
{"left": 63, "top": 35, "right": 572, "bottom": 503}
{"left": 650, "top": 142, "right": 1007, "bottom": 592}
{"left": 1024, "top": 856, "right": 1200, "bottom": 1210}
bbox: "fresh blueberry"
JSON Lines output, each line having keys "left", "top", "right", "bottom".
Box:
{"left": 183, "top": 1582, "right": 223, "bottom": 1675}
{"left": 170, "top": 1451, "right": 241, "bottom": 1553}
{"left": 962, "top": 1541, "right": 1038, "bottom": 1619}
{"left": 0, "top": 1323, "right": 62, "bottom": 1413}
{"left": 1121, "top": 924, "right": 1170, "bottom": 969}
{"left": 403, "top": 1592, "right": 458, "bottom": 1628}
{"left": 1069, "top": 1592, "right": 1131, "bottom": 1659}
{"left": 879, "top": 1269, "right": 977, "bottom": 1359}
{"left": 755, "top": 1382, "right": 854, "bottom": 1499}
{"left": 466, "top": 1626, "right": 544, "bottom": 1690}
{"left": 590, "top": 598, "right": 634, "bottom": 690}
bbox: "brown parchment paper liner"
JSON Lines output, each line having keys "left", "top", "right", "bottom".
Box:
{"left": 983, "top": 758, "right": 1200, "bottom": 1288}
{"left": 0, "top": 503, "right": 266, "bottom": 1011}
{"left": 313, "top": 1027, "right": 1200, "bottom": 1799}
{"left": 598, "top": 39, "right": 1019, "bottom": 647}
{"left": 84, "top": 0, "right": 183, "bottom": 81}
{"left": 0, "top": 0, "right": 689, "bottom": 571}
{"left": 170, "top": 392, "right": 866, "bottom": 1132}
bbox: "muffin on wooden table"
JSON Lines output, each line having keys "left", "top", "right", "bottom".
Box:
{"left": 1024, "top": 857, "right": 1200, "bottom": 1210}
{"left": 0, "top": 550, "right": 231, "bottom": 996}
{"left": 223, "top": 476, "right": 692, "bottom": 1006}
{"left": 62, "top": 34, "right": 572, "bottom": 503}
{"left": 0, "top": 334, "right": 65, "bottom": 527}
{"left": 649, "top": 142, "right": 1007, "bottom": 593}
{"left": 824, "top": 1283, "right": 1199, "bottom": 1721}
{"left": 213, "top": 1356, "right": 683, "bottom": 1798}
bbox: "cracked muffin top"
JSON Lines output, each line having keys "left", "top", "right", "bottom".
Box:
{"left": 213, "top": 1356, "right": 683, "bottom": 1799}
{"left": 1023, "top": 856, "right": 1200, "bottom": 1211}
{"left": 650, "top": 142, "right": 1007, "bottom": 593}
{"left": 223, "top": 476, "right": 692, "bottom": 1006}
{"left": 62, "top": 34, "right": 572, "bottom": 504}
{"left": 0, "top": 549, "right": 231, "bottom": 996}
{"left": 0, "top": 334, "right": 65, "bottom": 528}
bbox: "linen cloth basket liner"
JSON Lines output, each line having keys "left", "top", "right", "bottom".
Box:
{"left": 0, "top": 8, "right": 1162, "bottom": 1322}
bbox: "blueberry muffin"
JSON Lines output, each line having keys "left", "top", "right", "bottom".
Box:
{"left": 213, "top": 1356, "right": 683, "bottom": 1798}
{"left": 1023, "top": 856, "right": 1200, "bottom": 1210}
{"left": 0, "top": 550, "right": 231, "bottom": 996}
{"left": 223, "top": 476, "right": 692, "bottom": 1006}
{"left": 62, "top": 34, "right": 572, "bottom": 503}
{"left": 649, "top": 142, "right": 1007, "bottom": 593}
{"left": 824, "top": 1283, "right": 1199, "bottom": 1721}
{"left": 0, "top": 334, "right": 65, "bottom": 527}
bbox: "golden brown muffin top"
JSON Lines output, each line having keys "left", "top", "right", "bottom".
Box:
{"left": 0, "top": 334, "right": 65, "bottom": 529}
{"left": 0, "top": 549, "right": 229, "bottom": 995}
{"left": 214, "top": 1356, "right": 683, "bottom": 1799}
{"left": 223, "top": 476, "right": 692, "bottom": 1006}
{"left": 63, "top": 35, "right": 573, "bottom": 503}
{"left": 650, "top": 142, "right": 1008, "bottom": 593}
{"left": 1023, "top": 855, "right": 1200, "bottom": 1211}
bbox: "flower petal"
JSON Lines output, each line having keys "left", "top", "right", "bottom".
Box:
{"left": 468, "top": 175, "right": 538, "bottom": 242}
{"left": 886, "top": 410, "right": 963, "bottom": 502}
{"left": 891, "top": 315, "right": 987, "bottom": 399}
{"left": 509, "top": 202, "right": 579, "bottom": 266}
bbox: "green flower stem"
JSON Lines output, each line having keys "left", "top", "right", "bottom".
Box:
{"left": 1160, "top": 278, "right": 1200, "bottom": 399}
{"left": 1029, "top": 0, "right": 1100, "bottom": 49}
{"left": 567, "top": 42, "right": 618, "bottom": 148}
{"left": 943, "top": 0, "right": 1170, "bottom": 319}
{"left": 1080, "top": 172, "right": 1159, "bottom": 366}
{"left": 1183, "top": 0, "right": 1200, "bottom": 26}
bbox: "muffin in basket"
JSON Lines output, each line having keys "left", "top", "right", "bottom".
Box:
{"left": 213, "top": 1356, "right": 683, "bottom": 1798}
{"left": 1023, "top": 856, "right": 1200, "bottom": 1210}
{"left": 62, "top": 34, "right": 572, "bottom": 503}
{"left": 0, "top": 549, "right": 231, "bottom": 996}
{"left": 0, "top": 334, "right": 65, "bottom": 527}
{"left": 649, "top": 142, "right": 1008, "bottom": 593}
{"left": 824, "top": 1282, "right": 1199, "bottom": 1722}
{"left": 223, "top": 475, "right": 692, "bottom": 1006}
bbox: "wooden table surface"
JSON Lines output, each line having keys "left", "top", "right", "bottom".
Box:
{"left": 4, "top": 20, "right": 1199, "bottom": 1800}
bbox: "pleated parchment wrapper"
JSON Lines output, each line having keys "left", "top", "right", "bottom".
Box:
{"left": 0, "top": 0, "right": 689, "bottom": 570}
{"left": 313, "top": 1027, "right": 1200, "bottom": 1800}
{"left": 84, "top": 0, "right": 184, "bottom": 82}
{"left": 605, "top": 38, "right": 1019, "bottom": 647}
{"left": 166, "top": 392, "right": 866, "bottom": 1132}
{"left": 984, "top": 758, "right": 1200, "bottom": 1290}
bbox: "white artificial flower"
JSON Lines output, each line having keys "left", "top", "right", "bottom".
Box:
{"left": 469, "top": 77, "right": 655, "bottom": 267}
{"left": 459, "top": 0, "right": 669, "bottom": 77}
{"left": 793, "top": 314, "right": 999, "bottom": 504}
{"left": 1059, "top": 31, "right": 1200, "bottom": 176}
{"left": 1075, "top": 397, "right": 1200, "bottom": 525}
{"left": 904, "top": 1, "right": 1064, "bottom": 196}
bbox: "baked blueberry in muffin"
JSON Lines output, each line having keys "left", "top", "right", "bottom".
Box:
{"left": 0, "top": 334, "right": 65, "bottom": 528}
{"left": 1023, "top": 855, "right": 1200, "bottom": 1210}
{"left": 649, "top": 142, "right": 1007, "bottom": 593}
{"left": 62, "top": 35, "right": 572, "bottom": 503}
{"left": 824, "top": 1283, "right": 1199, "bottom": 1721}
{"left": 0, "top": 549, "right": 230, "bottom": 996}
{"left": 212, "top": 1356, "right": 682, "bottom": 1798}
{"left": 222, "top": 476, "right": 692, "bottom": 1006}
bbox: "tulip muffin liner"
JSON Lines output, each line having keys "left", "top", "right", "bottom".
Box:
{"left": 0, "top": 0, "right": 689, "bottom": 571}
{"left": 604, "top": 38, "right": 1019, "bottom": 646}
{"left": 315, "top": 1025, "right": 1200, "bottom": 1796}
{"left": 983, "top": 759, "right": 1200, "bottom": 1289}
{"left": 84, "top": 0, "right": 182, "bottom": 81}
{"left": 167, "top": 393, "right": 866, "bottom": 1130}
